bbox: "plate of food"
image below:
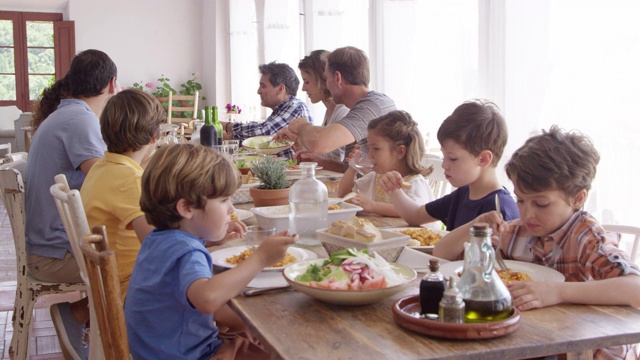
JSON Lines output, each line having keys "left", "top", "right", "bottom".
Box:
{"left": 388, "top": 227, "right": 448, "bottom": 253}
{"left": 242, "top": 135, "right": 292, "bottom": 155}
{"left": 283, "top": 248, "right": 417, "bottom": 305}
{"left": 231, "top": 209, "right": 254, "bottom": 221}
{"left": 439, "top": 260, "right": 565, "bottom": 284}
{"left": 211, "top": 246, "right": 310, "bottom": 271}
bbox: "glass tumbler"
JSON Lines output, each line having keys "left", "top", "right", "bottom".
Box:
{"left": 245, "top": 225, "right": 276, "bottom": 247}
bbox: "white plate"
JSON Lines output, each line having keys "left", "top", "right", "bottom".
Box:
{"left": 387, "top": 227, "right": 449, "bottom": 252}
{"left": 242, "top": 135, "right": 292, "bottom": 155}
{"left": 440, "top": 260, "right": 565, "bottom": 282}
{"left": 247, "top": 249, "right": 317, "bottom": 288}
{"left": 210, "top": 246, "right": 310, "bottom": 271}
{"left": 233, "top": 209, "right": 254, "bottom": 221}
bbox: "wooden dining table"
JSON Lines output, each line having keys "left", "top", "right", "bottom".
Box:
{"left": 226, "top": 178, "right": 640, "bottom": 360}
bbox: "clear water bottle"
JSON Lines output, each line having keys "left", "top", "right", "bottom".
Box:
{"left": 289, "top": 162, "right": 328, "bottom": 246}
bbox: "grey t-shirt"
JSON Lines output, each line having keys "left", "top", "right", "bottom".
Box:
{"left": 25, "top": 99, "right": 106, "bottom": 259}
{"left": 337, "top": 91, "right": 396, "bottom": 155}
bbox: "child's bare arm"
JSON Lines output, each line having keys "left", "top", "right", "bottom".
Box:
{"left": 347, "top": 190, "right": 399, "bottom": 217}
{"left": 509, "top": 274, "right": 640, "bottom": 311}
{"left": 337, "top": 166, "right": 357, "bottom": 197}
{"left": 433, "top": 210, "right": 505, "bottom": 260}
{"left": 186, "top": 230, "right": 295, "bottom": 313}
{"left": 379, "top": 172, "right": 436, "bottom": 226}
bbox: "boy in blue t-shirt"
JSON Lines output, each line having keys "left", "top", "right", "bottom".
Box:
{"left": 380, "top": 99, "right": 519, "bottom": 230}
{"left": 124, "top": 144, "right": 296, "bottom": 359}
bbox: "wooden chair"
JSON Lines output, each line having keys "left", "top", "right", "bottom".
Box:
{"left": 423, "top": 156, "right": 454, "bottom": 199}
{"left": 157, "top": 91, "right": 199, "bottom": 129}
{"left": 4, "top": 151, "right": 27, "bottom": 163}
{"left": 80, "top": 226, "right": 130, "bottom": 360}
{"left": 49, "top": 174, "right": 104, "bottom": 358}
{"left": 602, "top": 224, "right": 640, "bottom": 264}
{"left": 0, "top": 168, "right": 85, "bottom": 359}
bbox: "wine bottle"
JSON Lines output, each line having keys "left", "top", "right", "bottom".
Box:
{"left": 212, "top": 105, "right": 223, "bottom": 145}
{"left": 200, "top": 106, "right": 216, "bottom": 147}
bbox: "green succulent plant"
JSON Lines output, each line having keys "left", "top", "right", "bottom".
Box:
{"left": 251, "top": 157, "right": 289, "bottom": 190}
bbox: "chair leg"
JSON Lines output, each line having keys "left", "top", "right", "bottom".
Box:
{"left": 10, "top": 287, "right": 36, "bottom": 359}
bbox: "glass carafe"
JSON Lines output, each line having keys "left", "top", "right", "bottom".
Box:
{"left": 457, "top": 223, "right": 512, "bottom": 323}
{"left": 289, "top": 162, "right": 328, "bottom": 246}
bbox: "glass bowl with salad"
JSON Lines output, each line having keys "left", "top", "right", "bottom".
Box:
{"left": 283, "top": 248, "right": 416, "bottom": 305}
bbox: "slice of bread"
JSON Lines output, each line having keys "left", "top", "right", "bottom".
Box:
{"left": 354, "top": 229, "right": 377, "bottom": 243}
{"left": 327, "top": 220, "right": 349, "bottom": 236}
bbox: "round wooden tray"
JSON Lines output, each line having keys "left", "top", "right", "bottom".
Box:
{"left": 392, "top": 295, "right": 520, "bottom": 339}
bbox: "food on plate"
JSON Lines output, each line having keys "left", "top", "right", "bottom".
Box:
{"left": 497, "top": 269, "right": 532, "bottom": 284}
{"left": 327, "top": 204, "right": 342, "bottom": 211}
{"left": 257, "top": 139, "right": 290, "bottom": 149}
{"left": 225, "top": 248, "right": 297, "bottom": 268}
{"left": 230, "top": 213, "right": 239, "bottom": 221}
{"left": 400, "top": 181, "right": 413, "bottom": 189}
{"left": 326, "top": 216, "right": 382, "bottom": 243}
{"left": 294, "top": 248, "right": 408, "bottom": 290}
{"left": 397, "top": 228, "right": 443, "bottom": 247}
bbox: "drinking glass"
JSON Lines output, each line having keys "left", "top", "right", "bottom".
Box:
{"left": 223, "top": 140, "right": 240, "bottom": 157}
{"left": 349, "top": 151, "right": 375, "bottom": 175}
{"left": 246, "top": 225, "right": 276, "bottom": 247}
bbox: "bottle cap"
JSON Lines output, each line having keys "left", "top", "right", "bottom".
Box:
{"left": 429, "top": 258, "right": 439, "bottom": 272}
{"left": 470, "top": 222, "right": 492, "bottom": 236}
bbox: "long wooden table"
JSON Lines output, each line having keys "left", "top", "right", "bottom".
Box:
{"left": 229, "top": 203, "right": 640, "bottom": 360}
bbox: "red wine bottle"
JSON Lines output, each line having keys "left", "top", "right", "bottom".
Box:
{"left": 200, "top": 106, "right": 216, "bottom": 147}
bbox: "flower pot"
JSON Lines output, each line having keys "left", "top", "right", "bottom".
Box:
{"left": 249, "top": 187, "right": 290, "bottom": 207}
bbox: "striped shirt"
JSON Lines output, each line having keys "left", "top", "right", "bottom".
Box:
{"left": 497, "top": 211, "right": 640, "bottom": 360}
{"left": 231, "top": 96, "right": 311, "bottom": 158}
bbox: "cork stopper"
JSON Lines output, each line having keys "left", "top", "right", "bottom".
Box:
{"left": 429, "top": 258, "right": 439, "bottom": 272}
{"left": 470, "top": 222, "right": 493, "bottom": 236}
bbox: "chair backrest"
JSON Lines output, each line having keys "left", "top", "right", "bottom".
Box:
{"left": 158, "top": 91, "right": 199, "bottom": 127}
{"left": 80, "top": 226, "right": 130, "bottom": 360}
{"left": 423, "top": 156, "right": 454, "bottom": 199}
{"left": 0, "top": 169, "right": 26, "bottom": 282}
{"left": 602, "top": 224, "right": 640, "bottom": 263}
{"left": 5, "top": 151, "right": 27, "bottom": 163}
{"left": 49, "top": 174, "right": 91, "bottom": 280}
{"left": 0, "top": 142, "right": 11, "bottom": 158}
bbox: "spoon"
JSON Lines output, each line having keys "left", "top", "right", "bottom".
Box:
{"left": 328, "top": 192, "right": 356, "bottom": 206}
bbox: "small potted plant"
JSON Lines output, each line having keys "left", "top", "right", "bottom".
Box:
{"left": 249, "top": 156, "right": 290, "bottom": 207}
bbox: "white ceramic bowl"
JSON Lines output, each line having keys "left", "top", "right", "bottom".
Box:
{"left": 283, "top": 259, "right": 417, "bottom": 305}
{"left": 242, "top": 135, "right": 292, "bottom": 155}
{"left": 250, "top": 202, "right": 363, "bottom": 233}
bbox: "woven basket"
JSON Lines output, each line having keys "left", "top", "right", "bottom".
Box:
{"left": 232, "top": 183, "right": 259, "bottom": 204}
{"left": 317, "top": 228, "right": 410, "bottom": 262}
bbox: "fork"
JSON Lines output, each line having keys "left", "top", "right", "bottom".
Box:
{"left": 494, "top": 194, "right": 510, "bottom": 271}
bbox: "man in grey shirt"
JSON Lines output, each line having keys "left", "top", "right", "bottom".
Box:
{"left": 276, "top": 46, "right": 396, "bottom": 165}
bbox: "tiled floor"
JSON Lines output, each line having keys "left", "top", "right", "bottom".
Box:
{"left": 0, "top": 202, "right": 72, "bottom": 360}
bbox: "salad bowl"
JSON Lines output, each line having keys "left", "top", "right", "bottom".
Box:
{"left": 242, "top": 135, "right": 292, "bottom": 155}
{"left": 283, "top": 257, "right": 416, "bottom": 306}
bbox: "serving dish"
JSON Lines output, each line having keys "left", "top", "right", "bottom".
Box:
{"left": 250, "top": 201, "right": 363, "bottom": 232}
{"left": 210, "top": 246, "right": 309, "bottom": 271}
{"left": 242, "top": 135, "right": 292, "bottom": 155}
{"left": 283, "top": 258, "right": 416, "bottom": 305}
{"left": 392, "top": 295, "right": 521, "bottom": 339}
{"left": 440, "top": 260, "right": 565, "bottom": 282}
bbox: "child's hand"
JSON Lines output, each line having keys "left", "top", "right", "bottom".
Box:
{"left": 474, "top": 210, "right": 508, "bottom": 236}
{"left": 253, "top": 230, "right": 297, "bottom": 269}
{"left": 219, "top": 220, "right": 248, "bottom": 244}
{"left": 508, "top": 281, "right": 562, "bottom": 311}
{"left": 378, "top": 171, "right": 404, "bottom": 193}
{"left": 344, "top": 144, "right": 362, "bottom": 163}
{"left": 346, "top": 189, "right": 375, "bottom": 212}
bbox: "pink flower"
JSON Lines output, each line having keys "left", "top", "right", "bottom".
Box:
{"left": 145, "top": 82, "right": 156, "bottom": 89}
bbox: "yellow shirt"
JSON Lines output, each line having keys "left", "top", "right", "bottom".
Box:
{"left": 80, "top": 152, "right": 145, "bottom": 299}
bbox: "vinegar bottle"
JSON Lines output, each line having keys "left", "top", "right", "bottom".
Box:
{"left": 288, "top": 162, "right": 328, "bottom": 246}
{"left": 200, "top": 106, "right": 216, "bottom": 147}
{"left": 419, "top": 259, "right": 445, "bottom": 316}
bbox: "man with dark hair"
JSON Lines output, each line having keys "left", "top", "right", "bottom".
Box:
{"left": 275, "top": 46, "right": 396, "bottom": 168}
{"left": 222, "top": 61, "right": 311, "bottom": 158}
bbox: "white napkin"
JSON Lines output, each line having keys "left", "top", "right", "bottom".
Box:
{"left": 395, "top": 247, "right": 449, "bottom": 270}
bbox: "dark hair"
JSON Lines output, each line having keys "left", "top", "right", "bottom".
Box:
{"left": 258, "top": 62, "right": 299, "bottom": 96}
{"left": 436, "top": 99, "right": 507, "bottom": 166}
{"left": 140, "top": 144, "right": 240, "bottom": 230}
{"left": 298, "top": 50, "right": 331, "bottom": 100}
{"left": 32, "top": 49, "right": 117, "bottom": 134}
{"left": 100, "top": 89, "right": 165, "bottom": 154}
{"left": 368, "top": 110, "right": 433, "bottom": 177}
{"left": 505, "top": 125, "right": 600, "bottom": 197}
{"left": 326, "top": 46, "right": 370, "bottom": 87}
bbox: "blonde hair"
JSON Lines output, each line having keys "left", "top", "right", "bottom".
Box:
{"left": 140, "top": 144, "right": 240, "bottom": 230}
{"left": 368, "top": 110, "right": 433, "bottom": 177}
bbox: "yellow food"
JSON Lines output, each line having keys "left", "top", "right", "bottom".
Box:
{"left": 400, "top": 181, "right": 413, "bottom": 189}
{"left": 230, "top": 213, "right": 239, "bottom": 221}
{"left": 497, "top": 269, "right": 532, "bottom": 284}
{"left": 398, "top": 228, "right": 443, "bottom": 247}
{"left": 225, "top": 249, "right": 297, "bottom": 268}
{"left": 328, "top": 204, "right": 342, "bottom": 211}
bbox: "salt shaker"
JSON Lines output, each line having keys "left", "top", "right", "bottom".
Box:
{"left": 439, "top": 276, "right": 465, "bottom": 323}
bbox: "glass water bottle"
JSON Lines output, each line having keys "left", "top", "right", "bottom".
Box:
{"left": 288, "top": 162, "right": 328, "bottom": 246}
{"left": 457, "top": 223, "right": 512, "bottom": 323}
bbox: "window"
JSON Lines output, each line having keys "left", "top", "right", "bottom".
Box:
{"left": 0, "top": 11, "right": 74, "bottom": 112}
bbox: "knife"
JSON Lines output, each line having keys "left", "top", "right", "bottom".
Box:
{"left": 243, "top": 285, "right": 293, "bottom": 297}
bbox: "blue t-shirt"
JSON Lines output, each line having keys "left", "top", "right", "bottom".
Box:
{"left": 25, "top": 99, "right": 106, "bottom": 258}
{"left": 125, "top": 229, "right": 221, "bottom": 360}
{"left": 425, "top": 186, "right": 520, "bottom": 231}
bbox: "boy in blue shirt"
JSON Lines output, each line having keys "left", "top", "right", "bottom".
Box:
{"left": 380, "top": 99, "right": 519, "bottom": 230}
{"left": 125, "top": 144, "right": 296, "bottom": 359}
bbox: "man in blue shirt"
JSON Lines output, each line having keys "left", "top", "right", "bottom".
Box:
{"left": 222, "top": 62, "right": 311, "bottom": 158}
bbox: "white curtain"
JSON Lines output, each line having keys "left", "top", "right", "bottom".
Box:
{"left": 222, "top": 0, "right": 640, "bottom": 230}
